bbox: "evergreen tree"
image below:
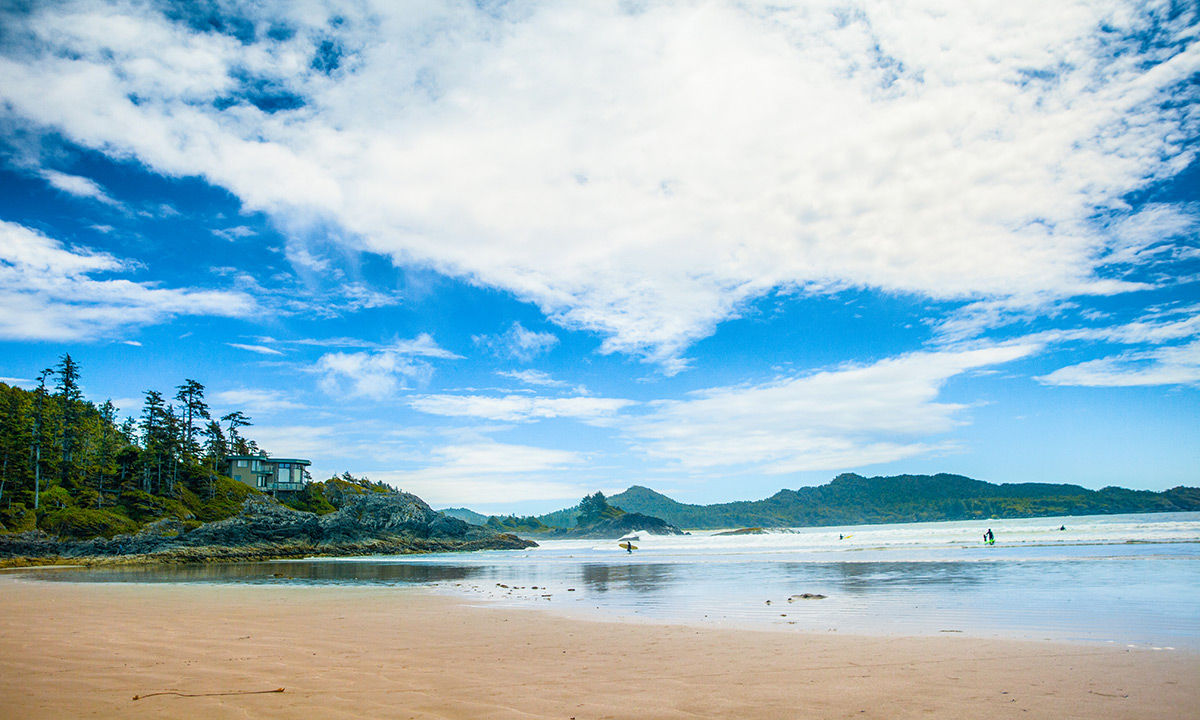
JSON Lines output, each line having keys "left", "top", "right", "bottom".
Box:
{"left": 221, "top": 411, "right": 252, "bottom": 455}
{"left": 30, "top": 368, "right": 54, "bottom": 510}
{"left": 140, "top": 390, "right": 166, "bottom": 493}
{"left": 174, "top": 379, "right": 209, "bottom": 460}
{"left": 54, "top": 353, "right": 84, "bottom": 485}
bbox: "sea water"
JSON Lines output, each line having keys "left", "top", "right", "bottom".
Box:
{"left": 29, "top": 511, "right": 1200, "bottom": 649}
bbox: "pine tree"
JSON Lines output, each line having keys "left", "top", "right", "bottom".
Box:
{"left": 54, "top": 354, "right": 84, "bottom": 485}
{"left": 221, "top": 411, "right": 252, "bottom": 455}
{"left": 140, "top": 390, "right": 166, "bottom": 493}
{"left": 174, "top": 379, "right": 209, "bottom": 461}
{"left": 31, "top": 368, "right": 53, "bottom": 510}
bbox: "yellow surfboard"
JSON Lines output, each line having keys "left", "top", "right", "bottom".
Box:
{"left": 619, "top": 542, "right": 638, "bottom": 551}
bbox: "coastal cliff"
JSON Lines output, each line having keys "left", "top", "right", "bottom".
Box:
{"left": 0, "top": 493, "right": 535, "bottom": 566}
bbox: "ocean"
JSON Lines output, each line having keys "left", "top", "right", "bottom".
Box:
{"left": 30, "top": 511, "right": 1200, "bottom": 649}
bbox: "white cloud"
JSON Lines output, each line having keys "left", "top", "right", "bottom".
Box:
{"left": 1039, "top": 340, "right": 1200, "bottom": 387}
{"left": 0, "top": 220, "right": 257, "bottom": 341}
{"left": 389, "top": 333, "right": 463, "bottom": 359}
{"left": 40, "top": 169, "right": 122, "bottom": 207}
{"left": 212, "top": 225, "right": 256, "bottom": 242}
{"left": 473, "top": 322, "right": 559, "bottom": 362}
{"left": 498, "top": 369, "right": 568, "bottom": 387}
{"left": 0, "top": 2, "right": 1195, "bottom": 366}
{"left": 314, "top": 335, "right": 457, "bottom": 397}
{"left": 212, "top": 388, "right": 304, "bottom": 415}
{"left": 626, "top": 344, "right": 1040, "bottom": 474}
{"left": 409, "top": 393, "right": 633, "bottom": 424}
{"left": 368, "top": 441, "right": 590, "bottom": 505}
{"left": 248, "top": 425, "right": 339, "bottom": 461}
{"left": 227, "top": 342, "right": 284, "bottom": 355}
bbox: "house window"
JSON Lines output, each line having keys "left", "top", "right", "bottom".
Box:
{"left": 257, "top": 477, "right": 266, "bottom": 488}
{"left": 236, "top": 460, "right": 248, "bottom": 468}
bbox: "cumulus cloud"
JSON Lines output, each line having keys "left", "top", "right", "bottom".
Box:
{"left": 0, "top": 220, "right": 257, "bottom": 340}
{"left": 0, "top": 1, "right": 1195, "bottom": 366}
{"left": 473, "top": 322, "right": 559, "bottom": 363}
{"left": 626, "top": 344, "right": 1040, "bottom": 474}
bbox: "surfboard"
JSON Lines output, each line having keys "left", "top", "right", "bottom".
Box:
{"left": 840, "top": 534, "right": 853, "bottom": 540}
{"left": 619, "top": 542, "right": 638, "bottom": 551}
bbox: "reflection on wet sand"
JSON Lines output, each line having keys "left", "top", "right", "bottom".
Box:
{"left": 579, "top": 562, "right": 677, "bottom": 594}
{"left": 35, "top": 560, "right": 484, "bottom": 585}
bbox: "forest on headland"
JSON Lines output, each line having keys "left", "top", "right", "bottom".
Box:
{"left": 0, "top": 354, "right": 389, "bottom": 540}
{"left": 445, "top": 477, "right": 1200, "bottom": 532}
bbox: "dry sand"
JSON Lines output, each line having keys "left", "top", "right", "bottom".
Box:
{"left": 0, "top": 576, "right": 1195, "bottom": 719}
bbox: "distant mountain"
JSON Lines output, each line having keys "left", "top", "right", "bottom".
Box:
{"left": 438, "top": 507, "right": 489, "bottom": 525}
{"left": 602, "top": 474, "right": 1200, "bottom": 529}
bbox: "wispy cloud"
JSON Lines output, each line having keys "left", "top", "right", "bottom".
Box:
{"left": 212, "top": 388, "right": 305, "bottom": 415}
{"left": 314, "top": 335, "right": 459, "bottom": 397}
{"left": 497, "top": 369, "right": 569, "bottom": 387}
{"left": 0, "top": 220, "right": 257, "bottom": 341}
{"left": 626, "top": 344, "right": 1040, "bottom": 474}
{"left": 227, "top": 343, "right": 284, "bottom": 356}
{"left": 368, "top": 442, "right": 590, "bottom": 505}
{"left": 473, "top": 322, "right": 558, "bottom": 363}
{"left": 409, "top": 393, "right": 633, "bottom": 424}
{"left": 40, "top": 169, "right": 123, "bottom": 208}
{"left": 1039, "top": 340, "right": 1200, "bottom": 387}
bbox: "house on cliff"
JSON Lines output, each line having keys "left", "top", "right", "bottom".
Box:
{"left": 226, "top": 455, "right": 311, "bottom": 495}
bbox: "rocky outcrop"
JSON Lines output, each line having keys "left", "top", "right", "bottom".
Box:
{"left": 0, "top": 493, "right": 536, "bottom": 564}
{"left": 551, "top": 511, "right": 686, "bottom": 539}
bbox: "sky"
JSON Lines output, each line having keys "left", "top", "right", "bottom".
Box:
{"left": 0, "top": 0, "right": 1197, "bottom": 515}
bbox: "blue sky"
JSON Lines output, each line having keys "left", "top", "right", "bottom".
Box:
{"left": 1, "top": 0, "right": 1197, "bottom": 514}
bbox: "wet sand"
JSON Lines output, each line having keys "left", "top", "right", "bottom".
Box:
{"left": 0, "top": 576, "right": 1195, "bottom": 719}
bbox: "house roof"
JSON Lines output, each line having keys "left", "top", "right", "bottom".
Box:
{"left": 225, "top": 455, "right": 312, "bottom": 465}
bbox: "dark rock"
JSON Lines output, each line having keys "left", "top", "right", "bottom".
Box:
{"left": 0, "top": 492, "right": 537, "bottom": 563}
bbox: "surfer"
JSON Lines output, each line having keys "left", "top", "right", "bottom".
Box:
{"left": 1059, "top": 525, "right": 1066, "bottom": 531}
{"left": 983, "top": 528, "right": 994, "bottom": 544}
{"left": 626, "top": 542, "right": 633, "bottom": 554}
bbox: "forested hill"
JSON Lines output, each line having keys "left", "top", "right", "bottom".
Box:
{"left": 1, "top": 355, "right": 310, "bottom": 540}
{"left": 602, "top": 474, "right": 1200, "bottom": 529}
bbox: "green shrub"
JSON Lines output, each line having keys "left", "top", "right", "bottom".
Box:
{"left": 191, "top": 474, "right": 259, "bottom": 523}
{"left": 118, "top": 488, "right": 194, "bottom": 524}
{"left": 283, "top": 482, "right": 337, "bottom": 515}
{"left": 0, "top": 502, "right": 37, "bottom": 533}
{"left": 37, "top": 486, "right": 74, "bottom": 510}
{"left": 39, "top": 507, "right": 138, "bottom": 539}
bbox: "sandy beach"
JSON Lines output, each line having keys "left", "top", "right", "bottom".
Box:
{"left": 0, "top": 576, "right": 1195, "bottom": 719}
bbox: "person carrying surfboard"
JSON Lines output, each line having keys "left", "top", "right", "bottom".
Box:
{"left": 983, "top": 528, "right": 994, "bottom": 544}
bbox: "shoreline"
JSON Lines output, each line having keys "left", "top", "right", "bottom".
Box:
{"left": 1, "top": 577, "right": 1196, "bottom": 719}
